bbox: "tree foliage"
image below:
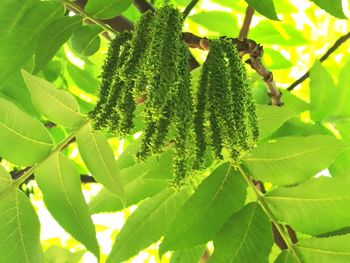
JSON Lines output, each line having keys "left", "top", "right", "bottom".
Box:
{"left": 0, "top": 0, "right": 349, "bottom": 262}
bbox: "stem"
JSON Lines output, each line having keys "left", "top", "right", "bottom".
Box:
{"left": 183, "top": 0, "right": 199, "bottom": 19}
{"left": 287, "top": 31, "right": 350, "bottom": 91}
{"left": 239, "top": 7, "right": 254, "bottom": 39}
{"left": 0, "top": 120, "right": 90, "bottom": 199}
{"left": 237, "top": 165, "right": 303, "bottom": 263}
{"left": 61, "top": 0, "right": 119, "bottom": 35}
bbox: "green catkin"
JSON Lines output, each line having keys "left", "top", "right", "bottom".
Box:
{"left": 173, "top": 43, "right": 194, "bottom": 183}
{"left": 138, "top": 5, "right": 184, "bottom": 159}
{"left": 194, "top": 59, "right": 210, "bottom": 168}
{"left": 144, "top": 6, "right": 183, "bottom": 122}
{"left": 120, "top": 10, "right": 154, "bottom": 95}
{"left": 194, "top": 39, "right": 259, "bottom": 165}
{"left": 222, "top": 41, "right": 251, "bottom": 155}
{"left": 104, "top": 42, "right": 132, "bottom": 132}
{"left": 90, "top": 31, "right": 132, "bottom": 129}
{"left": 223, "top": 40, "right": 259, "bottom": 157}
{"left": 207, "top": 40, "right": 231, "bottom": 159}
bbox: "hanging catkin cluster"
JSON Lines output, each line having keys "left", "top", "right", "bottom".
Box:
{"left": 194, "top": 39, "right": 259, "bottom": 168}
{"left": 90, "top": 5, "right": 259, "bottom": 185}
{"left": 89, "top": 5, "right": 194, "bottom": 184}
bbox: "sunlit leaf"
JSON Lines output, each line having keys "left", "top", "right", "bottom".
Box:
{"left": 0, "top": 1, "right": 64, "bottom": 81}
{"left": 22, "top": 70, "right": 85, "bottom": 128}
{"left": 244, "top": 0, "right": 278, "bottom": 20}
{"left": 34, "top": 16, "right": 82, "bottom": 73}
{"left": 71, "top": 25, "right": 102, "bottom": 57}
{"left": 265, "top": 177, "right": 350, "bottom": 235}
{"left": 106, "top": 188, "right": 191, "bottom": 263}
{"left": 243, "top": 135, "right": 344, "bottom": 185}
{"left": 309, "top": 0, "right": 346, "bottom": 18}
{"left": 250, "top": 21, "right": 308, "bottom": 46}
{"left": 0, "top": 170, "right": 43, "bottom": 263}
{"left": 296, "top": 234, "right": 350, "bottom": 261}
{"left": 0, "top": 98, "right": 52, "bottom": 165}
{"left": 329, "top": 149, "right": 350, "bottom": 177}
{"left": 44, "top": 245, "right": 85, "bottom": 263}
{"left": 189, "top": 11, "right": 238, "bottom": 36}
{"left": 76, "top": 124, "right": 125, "bottom": 203}
{"left": 85, "top": 0, "right": 132, "bottom": 19}
{"left": 209, "top": 203, "right": 273, "bottom": 263}
{"left": 160, "top": 162, "right": 247, "bottom": 253}
{"left": 333, "top": 59, "right": 350, "bottom": 116}
{"left": 256, "top": 104, "right": 296, "bottom": 139}
{"left": 36, "top": 153, "right": 99, "bottom": 259}
{"left": 170, "top": 246, "right": 205, "bottom": 263}
{"left": 309, "top": 61, "right": 336, "bottom": 122}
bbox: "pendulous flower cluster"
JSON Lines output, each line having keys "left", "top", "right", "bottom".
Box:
{"left": 194, "top": 39, "right": 259, "bottom": 168}
{"left": 90, "top": 5, "right": 258, "bottom": 185}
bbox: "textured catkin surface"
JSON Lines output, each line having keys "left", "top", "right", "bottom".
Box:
{"left": 89, "top": 5, "right": 258, "bottom": 184}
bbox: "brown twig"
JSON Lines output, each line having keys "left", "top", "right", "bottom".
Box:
{"left": 183, "top": 0, "right": 200, "bottom": 19}
{"left": 239, "top": 7, "right": 254, "bottom": 40}
{"left": 133, "top": 0, "right": 155, "bottom": 12}
{"left": 182, "top": 32, "right": 283, "bottom": 106}
{"left": 287, "top": 31, "right": 350, "bottom": 91}
{"left": 73, "top": 0, "right": 134, "bottom": 32}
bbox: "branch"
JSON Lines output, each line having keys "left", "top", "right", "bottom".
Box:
{"left": 133, "top": 0, "right": 155, "bottom": 12}
{"left": 67, "top": 0, "right": 134, "bottom": 33}
{"left": 238, "top": 165, "right": 302, "bottom": 263}
{"left": 183, "top": 0, "right": 200, "bottom": 19}
{"left": 0, "top": 120, "right": 90, "bottom": 199}
{"left": 182, "top": 32, "right": 283, "bottom": 106}
{"left": 287, "top": 30, "right": 350, "bottom": 91}
{"left": 239, "top": 7, "right": 254, "bottom": 40}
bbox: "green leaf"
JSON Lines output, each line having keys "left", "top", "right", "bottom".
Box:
{"left": 160, "top": 162, "right": 247, "bottom": 253}
{"left": 250, "top": 21, "right": 308, "bottom": 46}
{"left": 76, "top": 124, "right": 125, "bottom": 203}
{"left": 296, "top": 234, "right": 350, "bottom": 261}
{"left": 71, "top": 25, "right": 102, "bottom": 57}
{"left": 89, "top": 177, "right": 167, "bottom": 213}
{"left": 0, "top": 165, "right": 11, "bottom": 185}
{"left": 34, "top": 16, "right": 82, "bottom": 73}
{"left": 0, "top": 188, "right": 43, "bottom": 263}
{"left": 244, "top": 0, "right": 279, "bottom": 20}
{"left": 85, "top": 0, "right": 132, "bottom": 19}
{"left": 89, "top": 152, "right": 173, "bottom": 213}
{"left": 263, "top": 48, "right": 293, "bottom": 70}
{"left": 170, "top": 246, "right": 205, "bottom": 263}
{"left": 209, "top": 203, "right": 273, "bottom": 263}
{"left": 0, "top": 98, "right": 52, "bottom": 165}
{"left": 265, "top": 177, "right": 350, "bottom": 235}
{"left": 44, "top": 245, "right": 85, "bottom": 263}
{"left": 0, "top": 0, "right": 36, "bottom": 36}
{"left": 309, "top": 61, "right": 336, "bottom": 122}
{"left": 210, "top": 0, "right": 245, "bottom": 11}
{"left": 243, "top": 135, "right": 344, "bottom": 185}
{"left": 280, "top": 90, "right": 309, "bottom": 114}
{"left": 333, "top": 59, "right": 350, "bottom": 117}
{"left": 22, "top": 70, "right": 85, "bottom": 128}
{"left": 0, "top": 1, "right": 64, "bottom": 81}
{"left": 106, "top": 188, "right": 191, "bottom": 263}
{"left": 36, "top": 152, "right": 99, "bottom": 258}
{"left": 274, "top": 251, "right": 297, "bottom": 263}
{"left": 309, "top": 0, "right": 346, "bottom": 18}
{"left": 256, "top": 105, "right": 296, "bottom": 140}
{"left": 329, "top": 149, "right": 350, "bottom": 177}
{"left": 271, "top": 118, "right": 332, "bottom": 138}
{"left": 0, "top": 70, "right": 40, "bottom": 117}
{"left": 335, "top": 119, "right": 350, "bottom": 142}
{"left": 66, "top": 62, "right": 99, "bottom": 94}
{"left": 189, "top": 12, "right": 238, "bottom": 36}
